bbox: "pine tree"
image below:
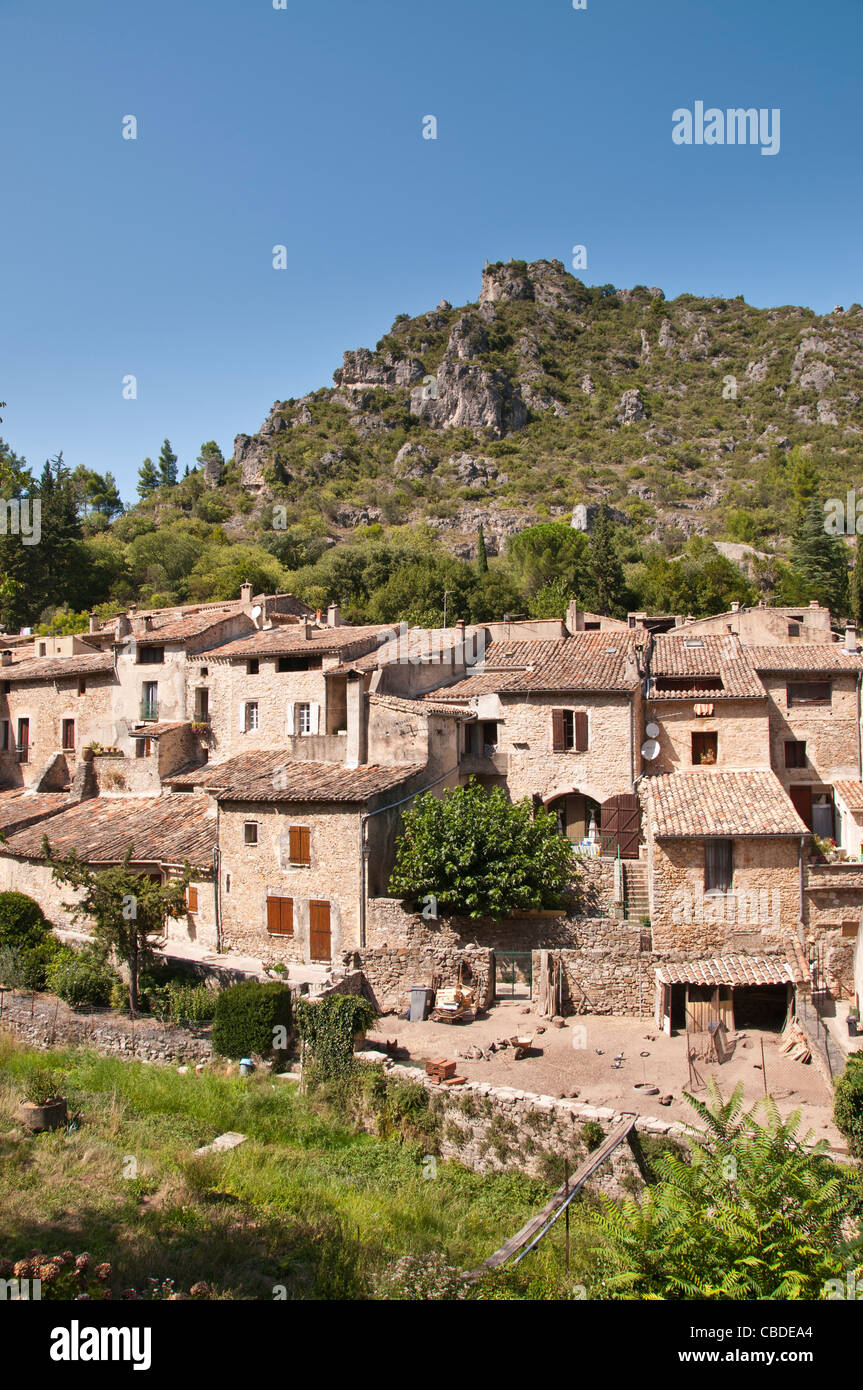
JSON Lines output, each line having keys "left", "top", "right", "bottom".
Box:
{"left": 851, "top": 540, "right": 863, "bottom": 627}
{"left": 588, "top": 503, "right": 628, "bottom": 617}
{"left": 158, "top": 438, "right": 178, "bottom": 488}
{"left": 137, "top": 457, "right": 159, "bottom": 499}
{"left": 476, "top": 525, "right": 488, "bottom": 574}
{"left": 791, "top": 498, "right": 850, "bottom": 617}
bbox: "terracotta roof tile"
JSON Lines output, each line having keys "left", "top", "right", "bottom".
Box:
{"left": 5, "top": 795, "right": 217, "bottom": 867}
{"left": 649, "top": 634, "right": 766, "bottom": 700}
{"left": 656, "top": 954, "right": 800, "bottom": 988}
{"left": 834, "top": 780, "right": 863, "bottom": 812}
{"left": 168, "top": 751, "right": 425, "bottom": 803}
{"left": 200, "top": 625, "right": 388, "bottom": 660}
{"left": 746, "top": 644, "right": 863, "bottom": 672}
{"left": 368, "top": 694, "right": 475, "bottom": 721}
{"left": 2, "top": 652, "right": 115, "bottom": 684}
{"left": 0, "top": 792, "right": 72, "bottom": 833}
{"left": 422, "top": 672, "right": 522, "bottom": 699}
{"left": 643, "top": 770, "right": 808, "bottom": 838}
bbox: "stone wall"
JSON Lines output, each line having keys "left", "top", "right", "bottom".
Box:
{"left": 645, "top": 699, "right": 772, "bottom": 775}
{"left": 381, "top": 1061, "right": 687, "bottom": 1196}
{"left": 762, "top": 672, "right": 861, "bottom": 788}
{"left": 803, "top": 862, "right": 863, "bottom": 998}
{"left": 498, "top": 689, "right": 638, "bottom": 805}
{"left": 0, "top": 671, "right": 118, "bottom": 790}
{"left": 0, "top": 992, "right": 213, "bottom": 1065}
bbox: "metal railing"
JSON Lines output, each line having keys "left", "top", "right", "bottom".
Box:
{"left": 139, "top": 701, "right": 159, "bottom": 721}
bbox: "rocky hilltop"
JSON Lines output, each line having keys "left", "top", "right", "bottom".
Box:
{"left": 218, "top": 259, "right": 863, "bottom": 559}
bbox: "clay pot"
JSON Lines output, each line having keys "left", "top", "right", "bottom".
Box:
{"left": 18, "top": 1098, "right": 67, "bottom": 1133}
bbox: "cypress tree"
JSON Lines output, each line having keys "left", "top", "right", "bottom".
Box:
{"left": 791, "top": 498, "right": 850, "bottom": 618}
{"left": 588, "top": 502, "right": 627, "bottom": 617}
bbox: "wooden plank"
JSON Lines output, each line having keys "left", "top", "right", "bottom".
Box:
{"left": 464, "top": 1115, "right": 636, "bottom": 1281}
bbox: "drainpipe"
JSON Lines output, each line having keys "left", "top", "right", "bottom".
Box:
{"left": 857, "top": 671, "right": 862, "bottom": 782}
{"left": 213, "top": 843, "right": 222, "bottom": 954}
{"left": 358, "top": 763, "right": 461, "bottom": 948}
{"left": 798, "top": 834, "right": 806, "bottom": 942}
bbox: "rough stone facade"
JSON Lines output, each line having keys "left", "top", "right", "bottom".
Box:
{"left": 645, "top": 698, "right": 771, "bottom": 775}
{"left": 0, "top": 994, "right": 213, "bottom": 1065}
{"left": 762, "top": 672, "right": 861, "bottom": 791}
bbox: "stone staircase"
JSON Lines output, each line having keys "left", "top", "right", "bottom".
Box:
{"left": 622, "top": 859, "right": 650, "bottom": 921}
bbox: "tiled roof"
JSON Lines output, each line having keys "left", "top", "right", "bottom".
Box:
{"left": 5, "top": 795, "right": 217, "bottom": 867}
{"left": 329, "top": 627, "right": 478, "bottom": 674}
{"left": 0, "top": 792, "right": 72, "bottom": 833}
{"left": 649, "top": 634, "right": 766, "bottom": 700}
{"left": 168, "top": 751, "right": 425, "bottom": 803}
{"left": 486, "top": 632, "right": 642, "bottom": 693}
{"left": 746, "top": 644, "right": 863, "bottom": 672}
{"left": 130, "top": 722, "right": 191, "bottom": 738}
{"left": 656, "top": 954, "right": 800, "bottom": 988}
{"left": 136, "top": 612, "right": 252, "bottom": 644}
{"left": 644, "top": 770, "right": 808, "bottom": 838}
{"left": 834, "top": 780, "right": 863, "bottom": 812}
{"left": 199, "top": 625, "right": 387, "bottom": 660}
{"left": 422, "top": 672, "right": 522, "bottom": 699}
{"left": 368, "top": 694, "right": 475, "bottom": 721}
{"left": 1, "top": 652, "right": 116, "bottom": 683}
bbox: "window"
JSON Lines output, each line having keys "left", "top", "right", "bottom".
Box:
{"left": 787, "top": 681, "right": 831, "bottom": 707}
{"left": 705, "top": 839, "right": 733, "bottom": 893}
{"left": 784, "top": 739, "right": 807, "bottom": 768}
{"left": 654, "top": 676, "right": 723, "bottom": 693}
{"left": 297, "top": 703, "right": 312, "bottom": 735}
{"left": 1, "top": 720, "right": 9, "bottom": 751}
{"left": 78, "top": 678, "right": 86, "bottom": 696}
{"left": 266, "top": 896, "right": 294, "bottom": 936}
{"left": 61, "top": 719, "right": 75, "bottom": 752}
{"left": 194, "top": 688, "right": 209, "bottom": 722}
{"left": 186, "top": 885, "right": 198, "bottom": 913}
{"left": 244, "top": 821, "right": 259, "bottom": 846}
{"left": 691, "top": 731, "right": 718, "bottom": 765}
{"left": 787, "top": 622, "right": 800, "bottom": 638}
{"left": 38, "top": 642, "right": 47, "bottom": 657}
{"left": 140, "top": 681, "right": 158, "bottom": 720}
{"left": 247, "top": 658, "right": 259, "bottom": 675}
{"left": 277, "top": 655, "right": 323, "bottom": 672}
{"left": 551, "top": 709, "right": 588, "bottom": 752}
{"left": 288, "top": 825, "right": 311, "bottom": 865}
{"left": 244, "top": 701, "right": 259, "bottom": 732}
{"left": 16, "top": 718, "right": 29, "bottom": 764}
{"left": 135, "top": 737, "right": 153, "bottom": 759}
{"left": 138, "top": 646, "right": 164, "bottom": 665}
{"left": 199, "top": 666, "right": 208, "bottom": 677}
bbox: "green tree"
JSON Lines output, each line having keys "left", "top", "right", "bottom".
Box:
{"left": 789, "top": 445, "right": 820, "bottom": 523}
{"left": 476, "top": 525, "right": 488, "bottom": 574}
{"left": 507, "top": 522, "right": 591, "bottom": 600}
{"left": 158, "top": 439, "right": 178, "bottom": 488}
{"left": 389, "top": 780, "right": 575, "bottom": 919}
{"left": 137, "top": 456, "right": 159, "bottom": 499}
{"left": 790, "top": 499, "right": 850, "bottom": 617}
{"left": 588, "top": 503, "right": 628, "bottom": 617}
{"left": 43, "top": 841, "right": 193, "bottom": 1012}
{"left": 595, "top": 1083, "right": 853, "bottom": 1299}
{"left": 850, "top": 541, "right": 863, "bottom": 628}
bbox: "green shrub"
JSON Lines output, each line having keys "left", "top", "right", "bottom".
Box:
{"left": 163, "top": 981, "right": 217, "bottom": 1024}
{"left": 294, "top": 993, "right": 376, "bottom": 1082}
{"left": 211, "top": 980, "right": 293, "bottom": 1060}
{"left": 19, "top": 1065, "right": 65, "bottom": 1105}
{"left": 47, "top": 948, "right": 115, "bottom": 1008}
{"left": 0, "top": 891, "right": 50, "bottom": 952}
{"left": 834, "top": 1055, "right": 863, "bottom": 1157}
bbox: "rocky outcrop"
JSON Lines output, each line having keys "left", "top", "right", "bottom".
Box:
{"left": 616, "top": 388, "right": 647, "bottom": 425}
{"left": 479, "top": 261, "right": 534, "bottom": 306}
{"left": 571, "top": 502, "right": 631, "bottom": 532}
{"left": 233, "top": 434, "right": 269, "bottom": 488}
{"left": 333, "top": 348, "right": 425, "bottom": 391}
{"left": 446, "top": 313, "right": 488, "bottom": 361}
{"left": 394, "top": 442, "right": 435, "bottom": 479}
{"left": 410, "top": 361, "right": 527, "bottom": 437}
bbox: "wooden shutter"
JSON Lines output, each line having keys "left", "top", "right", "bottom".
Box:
{"left": 266, "top": 896, "right": 293, "bottom": 936}
{"left": 309, "top": 900, "right": 331, "bottom": 961}
{"left": 551, "top": 708, "right": 566, "bottom": 752}
{"left": 186, "top": 885, "right": 198, "bottom": 913}
{"left": 574, "top": 711, "right": 589, "bottom": 752}
{"left": 600, "top": 793, "right": 641, "bottom": 859}
{"left": 288, "top": 826, "right": 310, "bottom": 865}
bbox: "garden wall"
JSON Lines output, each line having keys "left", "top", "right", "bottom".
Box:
{"left": 0, "top": 991, "right": 214, "bottom": 1065}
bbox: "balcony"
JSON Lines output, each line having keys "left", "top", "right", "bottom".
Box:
{"left": 139, "top": 701, "right": 159, "bottom": 722}
{"left": 460, "top": 744, "right": 509, "bottom": 776}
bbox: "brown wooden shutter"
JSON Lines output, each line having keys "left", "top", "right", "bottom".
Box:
{"left": 574, "top": 711, "right": 589, "bottom": 752}
{"left": 280, "top": 898, "right": 294, "bottom": 936}
{"left": 551, "top": 708, "right": 566, "bottom": 752}
{"left": 600, "top": 793, "right": 641, "bottom": 859}
{"left": 288, "top": 826, "right": 311, "bottom": 865}
{"left": 186, "top": 885, "right": 198, "bottom": 913}
{"left": 266, "top": 896, "right": 281, "bottom": 933}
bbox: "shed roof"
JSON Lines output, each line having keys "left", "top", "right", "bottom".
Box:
{"left": 643, "top": 770, "right": 808, "bottom": 838}
{"left": 4, "top": 795, "right": 217, "bottom": 868}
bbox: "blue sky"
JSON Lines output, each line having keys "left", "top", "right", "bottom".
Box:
{"left": 2, "top": 0, "right": 861, "bottom": 500}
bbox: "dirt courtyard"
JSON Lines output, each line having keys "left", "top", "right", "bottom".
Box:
{"left": 367, "top": 1001, "right": 844, "bottom": 1151}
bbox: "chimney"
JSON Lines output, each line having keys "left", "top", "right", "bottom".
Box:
{"left": 809, "top": 600, "right": 820, "bottom": 608}
{"left": 116, "top": 614, "right": 131, "bottom": 639}
{"left": 129, "top": 604, "right": 137, "bottom": 615}
{"left": 327, "top": 602, "right": 342, "bottom": 628}
{"left": 455, "top": 618, "right": 465, "bottom": 635}
{"left": 846, "top": 622, "right": 858, "bottom": 653}
{"left": 143, "top": 615, "right": 154, "bottom": 632}
{"left": 315, "top": 608, "right": 323, "bottom": 625}
{"left": 240, "top": 581, "right": 253, "bottom": 605}
{"left": 0, "top": 650, "right": 12, "bottom": 667}
{"left": 730, "top": 600, "right": 740, "bottom": 613}
{"left": 89, "top": 610, "right": 99, "bottom": 634}
{"left": 302, "top": 618, "right": 311, "bottom": 640}
{"left": 345, "top": 672, "right": 367, "bottom": 769}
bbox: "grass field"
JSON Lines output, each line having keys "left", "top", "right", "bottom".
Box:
{"left": 0, "top": 1036, "right": 596, "bottom": 1300}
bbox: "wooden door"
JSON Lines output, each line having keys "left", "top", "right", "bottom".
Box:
{"left": 600, "top": 793, "right": 641, "bottom": 858}
{"left": 789, "top": 784, "right": 813, "bottom": 830}
{"left": 309, "top": 900, "right": 331, "bottom": 962}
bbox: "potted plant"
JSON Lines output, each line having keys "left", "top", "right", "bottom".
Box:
{"left": 849, "top": 1005, "right": 859, "bottom": 1038}
{"left": 17, "top": 1068, "right": 68, "bottom": 1133}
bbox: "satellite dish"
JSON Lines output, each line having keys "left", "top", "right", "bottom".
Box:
{"left": 641, "top": 738, "right": 660, "bottom": 761}
{"left": 251, "top": 605, "right": 262, "bottom": 620}
{"left": 645, "top": 721, "right": 659, "bottom": 739}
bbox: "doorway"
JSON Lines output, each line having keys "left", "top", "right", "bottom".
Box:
{"left": 309, "top": 900, "right": 331, "bottom": 962}
{"left": 494, "top": 950, "right": 533, "bottom": 1000}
